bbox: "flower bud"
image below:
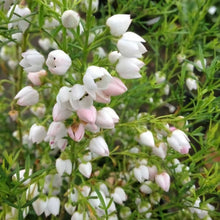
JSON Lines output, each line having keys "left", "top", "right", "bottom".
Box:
{"left": 155, "top": 172, "right": 170, "bottom": 192}
{"left": 47, "top": 197, "right": 60, "bottom": 216}
{"left": 68, "top": 123, "right": 85, "bottom": 142}
{"left": 77, "top": 106, "right": 97, "bottom": 124}
{"left": 32, "top": 198, "right": 47, "bottom": 216}
{"left": 138, "top": 131, "right": 155, "bottom": 148}
{"left": 56, "top": 158, "right": 72, "bottom": 176}
{"left": 108, "top": 51, "right": 121, "bottom": 64}
{"left": 61, "top": 10, "right": 80, "bottom": 28}
{"left": 111, "top": 187, "right": 127, "bottom": 205}
{"left": 27, "top": 70, "right": 47, "bottom": 86}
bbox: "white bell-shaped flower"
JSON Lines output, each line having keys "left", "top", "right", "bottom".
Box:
{"left": 46, "top": 50, "right": 72, "bottom": 75}
{"left": 138, "top": 130, "right": 155, "bottom": 148}
{"left": 79, "top": 162, "right": 92, "bottom": 178}
{"left": 96, "top": 107, "right": 119, "bottom": 129}
{"left": 52, "top": 102, "right": 73, "bottom": 122}
{"left": 117, "top": 32, "right": 147, "bottom": 58}
{"left": 89, "top": 136, "right": 109, "bottom": 157}
{"left": 111, "top": 187, "right": 127, "bottom": 205}
{"left": 152, "top": 142, "right": 167, "bottom": 160}
{"left": 56, "top": 158, "right": 72, "bottom": 176}
{"left": 14, "top": 86, "right": 39, "bottom": 106}
{"left": 106, "top": 14, "right": 132, "bottom": 37}
{"left": 167, "top": 129, "right": 191, "bottom": 154}
{"left": 155, "top": 172, "right": 170, "bottom": 192}
{"left": 69, "top": 84, "right": 93, "bottom": 110}
{"left": 29, "top": 124, "right": 47, "bottom": 144}
{"left": 32, "top": 198, "right": 48, "bottom": 216}
{"left": 20, "top": 49, "right": 45, "bottom": 72}
{"left": 83, "top": 66, "right": 112, "bottom": 99}
{"left": 46, "top": 197, "right": 60, "bottom": 216}
{"left": 133, "top": 165, "right": 149, "bottom": 183}
{"left": 116, "top": 56, "right": 144, "bottom": 79}
{"left": 186, "top": 77, "right": 198, "bottom": 91}
{"left": 7, "top": 4, "right": 31, "bottom": 32}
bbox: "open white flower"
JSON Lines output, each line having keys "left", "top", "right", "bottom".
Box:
{"left": 29, "top": 124, "right": 47, "bottom": 144}
{"left": 14, "top": 86, "right": 39, "bottom": 106}
{"left": 83, "top": 66, "right": 112, "bottom": 99}
{"left": 7, "top": 4, "right": 31, "bottom": 32}
{"left": 46, "top": 50, "right": 72, "bottom": 75}
{"left": 20, "top": 49, "right": 45, "bottom": 73}
{"left": 89, "top": 136, "right": 109, "bottom": 157}
{"left": 69, "top": 84, "right": 93, "bottom": 110}
{"left": 117, "top": 32, "right": 147, "bottom": 58}
{"left": 116, "top": 56, "right": 144, "bottom": 79}
{"left": 106, "top": 14, "right": 132, "bottom": 37}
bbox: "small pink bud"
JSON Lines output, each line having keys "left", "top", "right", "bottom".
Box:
{"left": 103, "top": 77, "right": 127, "bottom": 96}
{"left": 155, "top": 172, "right": 170, "bottom": 192}
{"left": 77, "top": 106, "right": 97, "bottom": 124}
{"left": 28, "top": 69, "right": 47, "bottom": 86}
{"left": 68, "top": 123, "right": 85, "bottom": 142}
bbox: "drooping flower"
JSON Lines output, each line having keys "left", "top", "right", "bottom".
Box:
{"left": 103, "top": 77, "right": 127, "bottom": 96}
{"left": 155, "top": 172, "right": 170, "bottom": 192}
{"left": 20, "top": 49, "right": 45, "bottom": 72}
{"left": 83, "top": 66, "right": 112, "bottom": 99}
{"left": 116, "top": 56, "right": 144, "bottom": 79}
{"left": 89, "top": 136, "right": 109, "bottom": 156}
{"left": 78, "top": 162, "right": 92, "bottom": 178}
{"left": 45, "top": 197, "right": 60, "bottom": 216}
{"left": 7, "top": 4, "right": 31, "bottom": 32}
{"left": 77, "top": 106, "right": 97, "bottom": 124}
{"left": 14, "top": 86, "right": 39, "bottom": 106}
{"left": 95, "top": 107, "right": 119, "bottom": 129}
{"left": 29, "top": 124, "right": 47, "bottom": 144}
{"left": 108, "top": 51, "right": 121, "bottom": 64}
{"left": 27, "top": 69, "right": 47, "bottom": 86}
{"left": 111, "top": 187, "right": 127, "bottom": 205}
{"left": 167, "top": 129, "right": 191, "bottom": 154}
{"left": 152, "top": 142, "right": 167, "bottom": 160}
{"left": 138, "top": 130, "right": 155, "bottom": 148}
{"left": 117, "top": 32, "right": 147, "bottom": 58}
{"left": 46, "top": 50, "right": 72, "bottom": 75}
{"left": 133, "top": 165, "right": 149, "bottom": 183}
{"left": 52, "top": 102, "right": 73, "bottom": 122}
{"left": 69, "top": 84, "right": 93, "bottom": 110}
{"left": 106, "top": 14, "right": 132, "bottom": 37}
{"left": 56, "top": 158, "right": 72, "bottom": 176}
{"left": 32, "top": 198, "right": 48, "bottom": 216}
{"left": 186, "top": 77, "right": 198, "bottom": 91}
{"left": 61, "top": 10, "right": 80, "bottom": 29}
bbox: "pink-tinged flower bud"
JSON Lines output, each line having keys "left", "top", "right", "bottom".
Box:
{"left": 95, "top": 90, "right": 111, "bottom": 103}
{"left": 103, "top": 77, "right": 127, "bottom": 96}
{"left": 68, "top": 123, "right": 85, "bottom": 142}
{"left": 89, "top": 136, "right": 109, "bottom": 156}
{"left": 133, "top": 165, "right": 149, "bottom": 183}
{"left": 83, "top": 66, "right": 112, "bottom": 99}
{"left": 155, "top": 172, "right": 170, "bottom": 192}
{"left": 61, "top": 10, "right": 80, "bottom": 28}
{"left": 20, "top": 49, "right": 45, "bottom": 72}
{"left": 52, "top": 103, "right": 72, "bottom": 122}
{"left": 85, "top": 123, "right": 100, "bottom": 133}
{"left": 46, "top": 50, "right": 71, "bottom": 75}
{"left": 14, "top": 86, "right": 39, "bottom": 106}
{"left": 117, "top": 32, "right": 147, "bottom": 58}
{"left": 152, "top": 142, "right": 167, "bottom": 160}
{"left": 167, "top": 129, "right": 191, "bottom": 154}
{"left": 69, "top": 84, "right": 93, "bottom": 110}
{"left": 96, "top": 107, "right": 119, "bottom": 129}
{"left": 79, "top": 162, "right": 92, "bottom": 178}
{"left": 116, "top": 56, "right": 144, "bottom": 79}
{"left": 47, "top": 197, "right": 60, "bottom": 216}
{"left": 8, "top": 110, "right": 18, "bottom": 121}
{"left": 106, "top": 14, "right": 132, "bottom": 37}
{"left": 77, "top": 106, "right": 97, "bottom": 124}
{"left": 32, "top": 198, "right": 48, "bottom": 216}
{"left": 111, "top": 187, "right": 127, "bottom": 205}
{"left": 28, "top": 70, "right": 47, "bottom": 86}
{"left": 47, "top": 122, "right": 67, "bottom": 139}
{"left": 7, "top": 5, "right": 31, "bottom": 33}
{"left": 29, "top": 124, "right": 47, "bottom": 144}
{"left": 108, "top": 51, "right": 121, "bottom": 64}
{"left": 138, "top": 131, "right": 155, "bottom": 148}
